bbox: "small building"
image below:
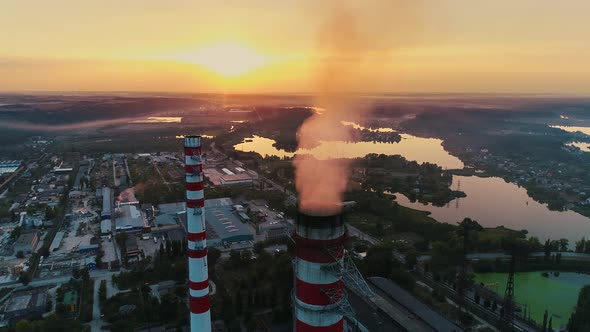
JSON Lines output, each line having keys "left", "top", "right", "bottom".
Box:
{"left": 84, "top": 256, "right": 97, "bottom": 271}
{"left": 78, "top": 244, "right": 99, "bottom": 254}
{"left": 260, "top": 221, "right": 293, "bottom": 241}
{"left": 68, "top": 190, "right": 83, "bottom": 200}
{"left": 14, "top": 231, "right": 40, "bottom": 254}
{"left": 101, "top": 219, "right": 112, "bottom": 236}
{"left": 237, "top": 212, "right": 250, "bottom": 223}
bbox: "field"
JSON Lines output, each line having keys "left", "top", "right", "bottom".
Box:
{"left": 475, "top": 271, "right": 590, "bottom": 328}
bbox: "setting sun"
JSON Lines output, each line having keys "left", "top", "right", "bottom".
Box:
{"left": 179, "top": 42, "right": 269, "bottom": 78}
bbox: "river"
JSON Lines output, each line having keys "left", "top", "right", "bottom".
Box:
{"left": 234, "top": 134, "right": 464, "bottom": 169}
{"left": 233, "top": 126, "right": 590, "bottom": 242}
{"left": 394, "top": 176, "right": 590, "bottom": 243}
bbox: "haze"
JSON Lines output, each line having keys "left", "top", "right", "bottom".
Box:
{"left": 2, "top": 0, "right": 590, "bottom": 94}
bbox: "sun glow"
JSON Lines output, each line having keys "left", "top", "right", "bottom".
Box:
{"left": 179, "top": 42, "right": 269, "bottom": 77}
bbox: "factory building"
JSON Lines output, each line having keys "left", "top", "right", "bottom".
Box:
{"left": 100, "top": 219, "right": 112, "bottom": 236}
{"left": 101, "top": 187, "right": 112, "bottom": 220}
{"left": 1, "top": 289, "right": 48, "bottom": 324}
{"left": 14, "top": 231, "right": 40, "bottom": 254}
{"left": 204, "top": 198, "right": 254, "bottom": 246}
{"left": 114, "top": 203, "right": 148, "bottom": 232}
{"left": 178, "top": 198, "right": 254, "bottom": 247}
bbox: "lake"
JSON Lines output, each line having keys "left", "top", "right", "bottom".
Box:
{"left": 475, "top": 272, "right": 590, "bottom": 328}
{"left": 234, "top": 134, "right": 465, "bottom": 169}
{"left": 394, "top": 175, "right": 590, "bottom": 243}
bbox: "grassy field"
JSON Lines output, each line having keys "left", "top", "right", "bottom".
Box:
{"left": 475, "top": 271, "right": 590, "bottom": 328}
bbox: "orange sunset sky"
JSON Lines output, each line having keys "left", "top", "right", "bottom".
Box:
{"left": 1, "top": 0, "right": 590, "bottom": 94}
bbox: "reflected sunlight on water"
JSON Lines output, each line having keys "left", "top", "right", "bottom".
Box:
{"left": 394, "top": 175, "right": 590, "bottom": 243}
{"left": 550, "top": 125, "right": 590, "bottom": 136}
{"left": 131, "top": 117, "right": 182, "bottom": 123}
{"left": 234, "top": 134, "right": 464, "bottom": 169}
{"left": 566, "top": 141, "right": 590, "bottom": 152}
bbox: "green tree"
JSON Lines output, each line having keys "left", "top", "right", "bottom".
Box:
{"left": 542, "top": 309, "right": 548, "bottom": 332}
{"left": 365, "top": 244, "right": 394, "bottom": 277}
{"left": 15, "top": 320, "right": 33, "bottom": 332}
{"left": 559, "top": 238, "right": 569, "bottom": 252}
{"left": 568, "top": 285, "right": 590, "bottom": 331}
{"left": 576, "top": 237, "right": 586, "bottom": 253}
{"left": 208, "top": 247, "right": 221, "bottom": 267}
{"left": 544, "top": 240, "right": 551, "bottom": 261}
{"left": 229, "top": 250, "right": 241, "bottom": 267}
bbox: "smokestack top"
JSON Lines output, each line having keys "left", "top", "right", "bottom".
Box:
{"left": 298, "top": 201, "right": 342, "bottom": 217}
{"left": 184, "top": 136, "right": 202, "bottom": 148}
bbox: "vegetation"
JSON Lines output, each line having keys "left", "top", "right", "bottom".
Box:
{"left": 568, "top": 286, "right": 590, "bottom": 332}
{"left": 212, "top": 248, "right": 293, "bottom": 330}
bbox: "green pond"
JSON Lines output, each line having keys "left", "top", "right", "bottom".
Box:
{"left": 475, "top": 272, "right": 590, "bottom": 328}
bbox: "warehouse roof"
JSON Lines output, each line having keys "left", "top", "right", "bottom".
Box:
{"left": 204, "top": 198, "right": 253, "bottom": 241}
{"left": 49, "top": 231, "right": 65, "bottom": 252}
{"left": 115, "top": 204, "right": 146, "bottom": 230}
{"left": 368, "top": 277, "right": 464, "bottom": 332}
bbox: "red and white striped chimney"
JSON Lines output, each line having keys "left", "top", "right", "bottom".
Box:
{"left": 184, "top": 135, "right": 211, "bottom": 332}
{"left": 293, "top": 208, "right": 346, "bottom": 332}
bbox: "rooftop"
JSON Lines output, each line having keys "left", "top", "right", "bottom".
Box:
{"left": 368, "top": 277, "right": 464, "bottom": 332}
{"left": 15, "top": 231, "right": 39, "bottom": 246}
{"left": 204, "top": 198, "right": 253, "bottom": 241}
{"left": 4, "top": 291, "right": 47, "bottom": 313}
{"left": 115, "top": 204, "right": 146, "bottom": 230}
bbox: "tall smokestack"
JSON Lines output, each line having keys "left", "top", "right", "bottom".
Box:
{"left": 184, "top": 136, "right": 211, "bottom": 332}
{"left": 293, "top": 206, "right": 346, "bottom": 332}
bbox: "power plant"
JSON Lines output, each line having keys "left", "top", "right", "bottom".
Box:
{"left": 184, "top": 135, "right": 211, "bottom": 332}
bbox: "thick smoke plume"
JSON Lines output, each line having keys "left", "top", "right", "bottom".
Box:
{"left": 295, "top": 1, "right": 419, "bottom": 215}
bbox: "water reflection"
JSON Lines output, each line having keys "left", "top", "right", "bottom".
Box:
{"left": 394, "top": 175, "right": 590, "bottom": 243}
{"left": 340, "top": 121, "right": 395, "bottom": 133}
{"left": 176, "top": 134, "right": 215, "bottom": 139}
{"left": 567, "top": 141, "right": 590, "bottom": 152}
{"left": 234, "top": 134, "right": 464, "bottom": 169}
{"left": 131, "top": 117, "right": 182, "bottom": 123}
{"left": 550, "top": 125, "right": 590, "bottom": 136}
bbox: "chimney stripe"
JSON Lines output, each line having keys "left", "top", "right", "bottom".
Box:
{"left": 189, "top": 295, "right": 210, "bottom": 314}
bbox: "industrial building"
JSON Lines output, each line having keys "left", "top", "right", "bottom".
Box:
{"left": 0, "top": 160, "right": 21, "bottom": 175}
{"left": 101, "top": 187, "right": 112, "bottom": 220}
{"left": 1, "top": 289, "right": 47, "bottom": 324}
{"left": 100, "top": 219, "right": 112, "bottom": 236}
{"left": 178, "top": 198, "right": 254, "bottom": 247}
{"left": 114, "top": 203, "right": 148, "bottom": 232}
{"left": 156, "top": 202, "right": 186, "bottom": 226}
{"left": 14, "top": 231, "right": 40, "bottom": 254}
{"left": 204, "top": 198, "right": 254, "bottom": 246}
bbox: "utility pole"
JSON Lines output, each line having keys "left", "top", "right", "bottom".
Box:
{"left": 502, "top": 246, "right": 516, "bottom": 332}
